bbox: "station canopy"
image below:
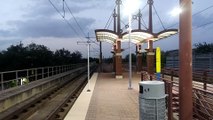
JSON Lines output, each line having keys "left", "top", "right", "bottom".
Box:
{"left": 95, "top": 29, "right": 178, "bottom": 44}
{"left": 122, "top": 29, "right": 153, "bottom": 44}
{"left": 150, "top": 29, "right": 178, "bottom": 41}
{"left": 95, "top": 29, "right": 117, "bottom": 44}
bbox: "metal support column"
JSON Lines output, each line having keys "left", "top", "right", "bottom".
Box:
{"left": 179, "top": 0, "right": 193, "bottom": 119}
{"left": 147, "top": 0, "right": 154, "bottom": 78}
{"left": 137, "top": 44, "right": 142, "bottom": 73}
{"left": 115, "top": 0, "right": 123, "bottom": 79}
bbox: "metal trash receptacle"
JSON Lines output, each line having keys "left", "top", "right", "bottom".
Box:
{"left": 139, "top": 81, "right": 167, "bottom": 120}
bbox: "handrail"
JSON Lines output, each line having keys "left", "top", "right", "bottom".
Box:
{"left": 0, "top": 63, "right": 88, "bottom": 91}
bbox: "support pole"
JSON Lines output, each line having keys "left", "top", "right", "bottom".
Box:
{"left": 115, "top": 0, "right": 123, "bottom": 79}
{"left": 87, "top": 42, "right": 91, "bottom": 92}
{"left": 138, "top": 9, "right": 142, "bottom": 30}
{"left": 128, "top": 14, "right": 132, "bottom": 89}
{"left": 147, "top": 0, "right": 154, "bottom": 78}
{"left": 113, "top": 9, "right": 117, "bottom": 33}
{"left": 137, "top": 44, "right": 142, "bottom": 73}
{"left": 179, "top": 0, "right": 193, "bottom": 119}
{"left": 99, "top": 41, "right": 102, "bottom": 72}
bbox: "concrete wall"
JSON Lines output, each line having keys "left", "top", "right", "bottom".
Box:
{"left": 0, "top": 67, "right": 86, "bottom": 113}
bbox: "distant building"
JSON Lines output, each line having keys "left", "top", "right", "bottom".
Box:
{"left": 165, "top": 50, "right": 213, "bottom": 70}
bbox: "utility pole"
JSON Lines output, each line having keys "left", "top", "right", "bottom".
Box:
{"left": 77, "top": 33, "right": 95, "bottom": 92}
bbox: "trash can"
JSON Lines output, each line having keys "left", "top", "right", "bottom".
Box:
{"left": 139, "top": 81, "right": 167, "bottom": 120}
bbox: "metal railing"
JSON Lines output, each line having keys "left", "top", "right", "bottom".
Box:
{"left": 0, "top": 63, "right": 86, "bottom": 91}
{"left": 141, "top": 68, "right": 213, "bottom": 120}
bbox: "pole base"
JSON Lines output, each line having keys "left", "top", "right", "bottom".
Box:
{"left": 128, "top": 87, "right": 133, "bottom": 90}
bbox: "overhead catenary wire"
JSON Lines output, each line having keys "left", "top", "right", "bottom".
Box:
{"left": 48, "top": 0, "right": 85, "bottom": 41}
{"left": 193, "top": 21, "right": 213, "bottom": 30}
{"left": 167, "top": 4, "right": 213, "bottom": 29}
{"left": 64, "top": 0, "right": 87, "bottom": 37}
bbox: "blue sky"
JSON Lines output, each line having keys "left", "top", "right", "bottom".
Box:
{"left": 0, "top": 0, "right": 213, "bottom": 58}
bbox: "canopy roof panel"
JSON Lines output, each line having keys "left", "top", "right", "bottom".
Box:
{"left": 95, "top": 29, "right": 118, "bottom": 44}
{"left": 95, "top": 29, "right": 178, "bottom": 44}
{"left": 151, "top": 29, "right": 178, "bottom": 41}
{"left": 122, "top": 29, "right": 153, "bottom": 44}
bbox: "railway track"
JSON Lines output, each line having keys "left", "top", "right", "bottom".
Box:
{"left": 1, "top": 66, "right": 96, "bottom": 120}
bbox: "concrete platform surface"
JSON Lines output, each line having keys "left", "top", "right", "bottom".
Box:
{"left": 85, "top": 73, "right": 140, "bottom": 120}
{"left": 65, "top": 72, "right": 141, "bottom": 120}
{"left": 64, "top": 73, "right": 98, "bottom": 120}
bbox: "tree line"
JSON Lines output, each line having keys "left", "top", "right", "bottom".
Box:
{"left": 0, "top": 43, "right": 87, "bottom": 72}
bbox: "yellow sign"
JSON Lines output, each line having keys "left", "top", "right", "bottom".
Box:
{"left": 156, "top": 47, "right": 161, "bottom": 73}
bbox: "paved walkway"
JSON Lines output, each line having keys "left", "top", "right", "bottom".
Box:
{"left": 85, "top": 73, "right": 140, "bottom": 120}
{"left": 64, "top": 73, "right": 98, "bottom": 120}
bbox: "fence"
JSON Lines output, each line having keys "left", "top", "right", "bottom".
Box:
{"left": 165, "top": 51, "right": 213, "bottom": 69}
{"left": 0, "top": 64, "right": 86, "bottom": 91}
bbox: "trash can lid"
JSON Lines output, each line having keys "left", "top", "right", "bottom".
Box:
{"left": 139, "top": 81, "right": 164, "bottom": 85}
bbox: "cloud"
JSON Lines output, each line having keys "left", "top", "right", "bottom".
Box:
{"left": 6, "top": 15, "right": 95, "bottom": 38}
{"left": 0, "top": 29, "right": 13, "bottom": 37}
{"left": 22, "top": 0, "right": 99, "bottom": 18}
{"left": 192, "top": 13, "right": 213, "bottom": 28}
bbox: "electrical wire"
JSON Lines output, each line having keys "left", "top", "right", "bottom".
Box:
{"left": 193, "top": 21, "right": 213, "bottom": 30}
{"left": 104, "top": 15, "right": 113, "bottom": 29}
{"left": 48, "top": 0, "right": 85, "bottom": 41}
{"left": 104, "top": 5, "right": 117, "bottom": 29}
{"left": 193, "top": 5, "right": 213, "bottom": 17}
{"left": 64, "top": 0, "right": 87, "bottom": 37}
{"left": 167, "top": 4, "right": 213, "bottom": 29}
{"left": 106, "top": 16, "right": 114, "bottom": 29}
{"left": 141, "top": 3, "right": 148, "bottom": 11}
{"left": 153, "top": 4, "right": 166, "bottom": 30}
{"left": 141, "top": 18, "right": 148, "bottom": 30}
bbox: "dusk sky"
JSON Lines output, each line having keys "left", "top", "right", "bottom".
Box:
{"left": 0, "top": 0, "right": 213, "bottom": 58}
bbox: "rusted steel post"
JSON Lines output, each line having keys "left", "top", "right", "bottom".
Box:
{"left": 203, "top": 71, "right": 207, "bottom": 90}
{"left": 179, "top": 0, "right": 193, "bottom": 119}
{"left": 146, "top": 0, "right": 155, "bottom": 78}
{"left": 99, "top": 41, "right": 103, "bottom": 72}
{"left": 147, "top": 40, "right": 154, "bottom": 76}
{"left": 162, "top": 69, "right": 165, "bottom": 78}
{"left": 113, "top": 9, "right": 117, "bottom": 33}
{"left": 137, "top": 44, "right": 142, "bottom": 73}
{"left": 113, "top": 44, "right": 116, "bottom": 72}
{"left": 141, "top": 72, "right": 144, "bottom": 81}
{"left": 115, "top": 0, "right": 123, "bottom": 79}
{"left": 148, "top": 0, "right": 153, "bottom": 33}
{"left": 138, "top": 9, "right": 142, "bottom": 30}
{"left": 150, "top": 75, "right": 153, "bottom": 81}
{"left": 168, "top": 82, "right": 173, "bottom": 120}
{"left": 115, "top": 39, "right": 123, "bottom": 78}
{"left": 1, "top": 73, "right": 3, "bottom": 90}
{"left": 171, "top": 69, "right": 174, "bottom": 82}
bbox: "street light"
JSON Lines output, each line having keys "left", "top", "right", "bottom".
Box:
{"left": 123, "top": 0, "right": 141, "bottom": 89}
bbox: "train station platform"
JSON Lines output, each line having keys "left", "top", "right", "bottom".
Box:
{"left": 65, "top": 72, "right": 141, "bottom": 120}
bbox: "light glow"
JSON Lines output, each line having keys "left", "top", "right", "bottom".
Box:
{"left": 123, "top": 0, "right": 141, "bottom": 16}
{"left": 170, "top": 6, "right": 182, "bottom": 17}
